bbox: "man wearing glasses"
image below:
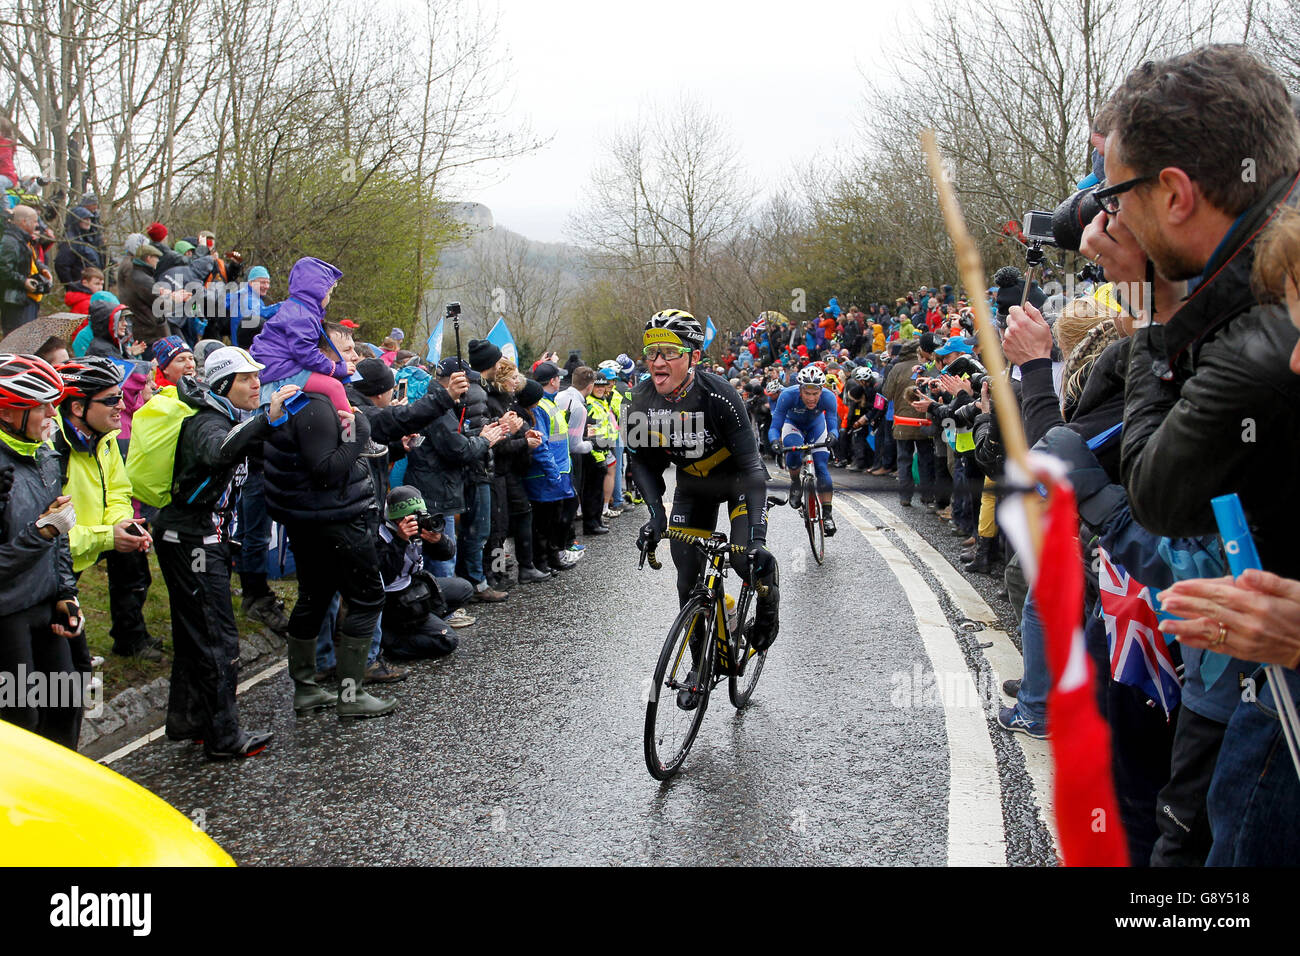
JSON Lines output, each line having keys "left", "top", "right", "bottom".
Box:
{"left": 1087, "top": 44, "right": 1300, "bottom": 866}
{"left": 54, "top": 358, "right": 160, "bottom": 669}
{"left": 626, "top": 310, "right": 780, "bottom": 705}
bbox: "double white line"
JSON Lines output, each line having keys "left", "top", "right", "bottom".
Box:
{"left": 837, "top": 490, "right": 1057, "bottom": 865}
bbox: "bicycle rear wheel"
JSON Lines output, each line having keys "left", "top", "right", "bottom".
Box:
{"left": 805, "top": 484, "right": 825, "bottom": 565}
{"left": 644, "top": 596, "right": 714, "bottom": 780}
{"left": 728, "top": 586, "right": 767, "bottom": 709}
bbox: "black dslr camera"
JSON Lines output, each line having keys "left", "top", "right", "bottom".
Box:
{"left": 30, "top": 274, "right": 53, "bottom": 295}
{"left": 417, "top": 511, "right": 445, "bottom": 534}
{"left": 1051, "top": 187, "right": 1104, "bottom": 253}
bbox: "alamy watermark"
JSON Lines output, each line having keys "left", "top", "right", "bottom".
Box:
{"left": 0, "top": 664, "right": 103, "bottom": 717}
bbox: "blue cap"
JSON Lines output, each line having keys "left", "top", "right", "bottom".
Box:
{"left": 247, "top": 265, "right": 270, "bottom": 281}
{"left": 436, "top": 356, "right": 467, "bottom": 377}
{"left": 934, "top": 337, "right": 973, "bottom": 357}
{"left": 89, "top": 290, "right": 120, "bottom": 306}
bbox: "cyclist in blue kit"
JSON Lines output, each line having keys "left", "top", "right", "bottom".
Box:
{"left": 769, "top": 365, "right": 840, "bottom": 535}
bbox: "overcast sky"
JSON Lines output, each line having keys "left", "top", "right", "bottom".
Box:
{"left": 469, "top": 0, "right": 921, "bottom": 243}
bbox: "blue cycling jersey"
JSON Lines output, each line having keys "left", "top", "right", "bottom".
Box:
{"left": 768, "top": 386, "right": 839, "bottom": 446}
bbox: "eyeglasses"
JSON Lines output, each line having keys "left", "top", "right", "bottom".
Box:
{"left": 642, "top": 345, "right": 691, "bottom": 362}
{"left": 90, "top": 394, "right": 124, "bottom": 406}
{"left": 1094, "top": 174, "right": 1156, "bottom": 215}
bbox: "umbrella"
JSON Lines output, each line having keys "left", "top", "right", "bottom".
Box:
{"left": 0, "top": 312, "right": 86, "bottom": 355}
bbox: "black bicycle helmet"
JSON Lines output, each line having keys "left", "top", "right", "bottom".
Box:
{"left": 55, "top": 356, "right": 125, "bottom": 400}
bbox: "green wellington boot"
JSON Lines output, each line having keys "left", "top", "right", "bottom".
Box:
{"left": 335, "top": 633, "right": 396, "bottom": 718}
{"left": 289, "top": 637, "right": 336, "bottom": 713}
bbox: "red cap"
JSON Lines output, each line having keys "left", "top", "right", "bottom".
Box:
{"left": 146, "top": 222, "right": 168, "bottom": 242}
{"left": 338, "top": 319, "right": 360, "bottom": 329}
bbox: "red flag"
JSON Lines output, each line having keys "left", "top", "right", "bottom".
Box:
{"left": 1035, "top": 480, "right": 1129, "bottom": 866}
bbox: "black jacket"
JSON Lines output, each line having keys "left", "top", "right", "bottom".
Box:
{"left": 54, "top": 237, "right": 102, "bottom": 285}
{"left": 120, "top": 260, "right": 166, "bottom": 344}
{"left": 0, "top": 434, "right": 77, "bottom": 612}
{"left": 483, "top": 378, "right": 529, "bottom": 468}
{"left": 484, "top": 378, "right": 531, "bottom": 513}
{"left": 349, "top": 386, "right": 455, "bottom": 508}
{"left": 460, "top": 377, "right": 493, "bottom": 483}
{"left": 404, "top": 381, "right": 490, "bottom": 516}
{"left": 0, "top": 223, "right": 40, "bottom": 305}
{"left": 153, "top": 380, "right": 272, "bottom": 541}
{"left": 1121, "top": 171, "right": 1300, "bottom": 578}
{"left": 263, "top": 392, "right": 375, "bottom": 525}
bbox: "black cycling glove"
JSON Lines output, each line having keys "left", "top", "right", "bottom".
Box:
{"left": 746, "top": 541, "right": 776, "bottom": 579}
{"left": 637, "top": 509, "right": 667, "bottom": 552}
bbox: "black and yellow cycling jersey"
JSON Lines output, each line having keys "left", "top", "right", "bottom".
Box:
{"left": 626, "top": 368, "right": 769, "bottom": 547}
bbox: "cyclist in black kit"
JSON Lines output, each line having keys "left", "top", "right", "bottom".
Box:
{"left": 626, "top": 310, "right": 779, "bottom": 708}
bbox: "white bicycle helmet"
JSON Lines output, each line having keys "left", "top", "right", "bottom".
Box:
{"left": 852, "top": 366, "right": 873, "bottom": 382}
{"left": 763, "top": 379, "right": 782, "bottom": 396}
{"left": 796, "top": 365, "right": 826, "bottom": 387}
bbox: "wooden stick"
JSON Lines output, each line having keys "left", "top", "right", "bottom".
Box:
{"left": 920, "top": 129, "right": 1042, "bottom": 554}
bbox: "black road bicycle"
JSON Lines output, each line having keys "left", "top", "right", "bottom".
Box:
{"left": 639, "top": 528, "right": 769, "bottom": 781}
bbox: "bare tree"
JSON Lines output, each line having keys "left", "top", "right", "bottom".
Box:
{"left": 570, "top": 95, "right": 752, "bottom": 316}
{"left": 1248, "top": 0, "right": 1300, "bottom": 89}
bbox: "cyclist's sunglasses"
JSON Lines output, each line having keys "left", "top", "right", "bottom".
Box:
{"left": 89, "top": 393, "right": 124, "bottom": 406}
{"left": 643, "top": 345, "right": 691, "bottom": 362}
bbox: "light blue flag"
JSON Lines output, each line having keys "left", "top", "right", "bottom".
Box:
{"left": 702, "top": 315, "right": 717, "bottom": 351}
{"left": 426, "top": 318, "right": 444, "bottom": 364}
{"left": 486, "top": 316, "right": 518, "bottom": 364}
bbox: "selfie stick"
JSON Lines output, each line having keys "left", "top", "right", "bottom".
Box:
{"left": 448, "top": 303, "right": 464, "bottom": 374}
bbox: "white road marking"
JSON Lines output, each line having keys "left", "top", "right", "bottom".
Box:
{"left": 836, "top": 499, "right": 1006, "bottom": 865}
{"left": 842, "top": 491, "right": 1059, "bottom": 855}
{"left": 100, "top": 660, "right": 288, "bottom": 766}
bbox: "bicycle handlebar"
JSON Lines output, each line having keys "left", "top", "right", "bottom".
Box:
{"left": 785, "top": 440, "right": 836, "bottom": 452}
{"left": 638, "top": 530, "right": 768, "bottom": 595}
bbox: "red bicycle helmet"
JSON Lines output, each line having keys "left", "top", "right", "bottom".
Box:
{"left": 0, "top": 353, "right": 66, "bottom": 408}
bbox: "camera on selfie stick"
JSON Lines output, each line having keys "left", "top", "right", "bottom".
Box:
{"left": 1017, "top": 209, "right": 1059, "bottom": 306}
{"left": 446, "top": 301, "right": 463, "bottom": 374}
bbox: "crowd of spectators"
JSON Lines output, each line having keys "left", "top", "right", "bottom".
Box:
{"left": 0, "top": 43, "right": 1298, "bottom": 866}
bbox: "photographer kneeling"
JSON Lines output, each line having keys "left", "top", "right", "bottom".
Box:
{"left": 377, "top": 487, "right": 474, "bottom": 661}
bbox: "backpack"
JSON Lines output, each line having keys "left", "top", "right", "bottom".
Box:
{"left": 124, "top": 385, "right": 196, "bottom": 507}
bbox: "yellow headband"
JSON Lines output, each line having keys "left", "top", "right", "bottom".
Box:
{"left": 644, "top": 327, "right": 686, "bottom": 348}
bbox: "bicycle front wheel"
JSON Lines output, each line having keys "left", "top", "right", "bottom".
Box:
{"left": 728, "top": 586, "right": 767, "bottom": 709}
{"left": 644, "top": 596, "right": 715, "bottom": 780}
{"left": 805, "top": 486, "right": 825, "bottom": 565}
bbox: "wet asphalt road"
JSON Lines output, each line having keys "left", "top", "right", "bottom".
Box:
{"left": 109, "top": 467, "right": 1055, "bottom": 866}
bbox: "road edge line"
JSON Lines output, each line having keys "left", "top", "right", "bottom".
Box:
{"left": 843, "top": 490, "right": 1059, "bottom": 858}
{"left": 837, "top": 499, "right": 1006, "bottom": 866}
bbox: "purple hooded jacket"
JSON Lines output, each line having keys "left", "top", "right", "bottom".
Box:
{"left": 250, "top": 257, "right": 346, "bottom": 382}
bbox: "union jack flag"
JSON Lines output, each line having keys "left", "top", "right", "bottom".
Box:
{"left": 741, "top": 316, "right": 766, "bottom": 342}
{"left": 1098, "top": 546, "right": 1181, "bottom": 717}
